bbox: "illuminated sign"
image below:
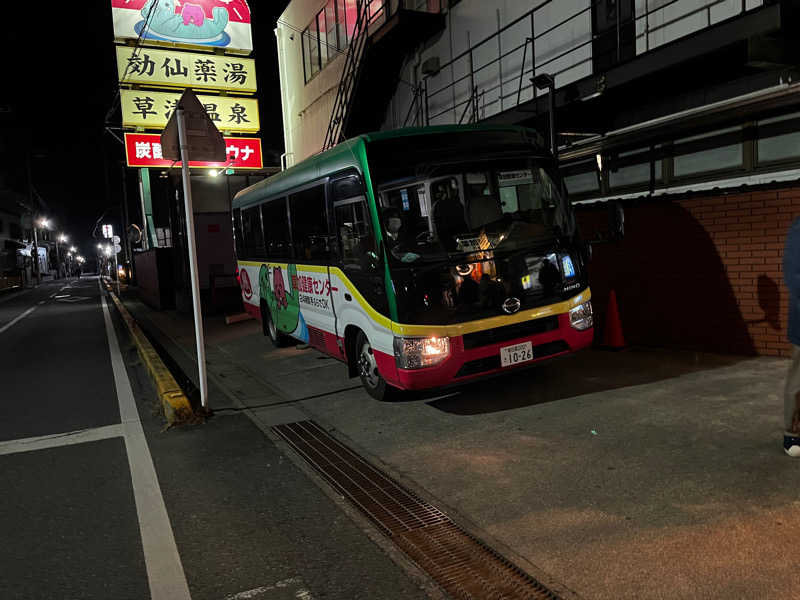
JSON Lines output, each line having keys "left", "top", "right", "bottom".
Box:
{"left": 116, "top": 47, "right": 256, "bottom": 94}
{"left": 121, "top": 90, "right": 259, "bottom": 133}
{"left": 111, "top": 0, "right": 253, "bottom": 55}
{"left": 124, "top": 133, "right": 263, "bottom": 169}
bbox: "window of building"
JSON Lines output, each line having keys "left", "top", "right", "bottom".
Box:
{"left": 673, "top": 127, "right": 743, "bottom": 177}
{"left": 302, "top": 0, "right": 353, "bottom": 84}
{"left": 290, "top": 186, "right": 331, "bottom": 260}
{"left": 564, "top": 169, "right": 599, "bottom": 195}
{"left": 262, "top": 198, "right": 292, "bottom": 259}
{"left": 758, "top": 112, "right": 800, "bottom": 164}
{"left": 241, "top": 204, "right": 266, "bottom": 259}
{"left": 609, "top": 148, "right": 662, "bottom": 189}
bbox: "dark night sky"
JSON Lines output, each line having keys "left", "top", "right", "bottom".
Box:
{"left": 0, "top": 1, "right": 290, "bottom": 257}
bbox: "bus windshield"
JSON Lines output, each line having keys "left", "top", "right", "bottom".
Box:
{"left": 376, "top": 159, "right": 568, "bottom": 262}
{"left": 366, "top": 131, "right": 573, "bottom": 265}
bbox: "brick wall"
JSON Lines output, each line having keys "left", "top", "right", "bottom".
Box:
{"left": 575, "top": 187, "right": 799, "bottom": 358}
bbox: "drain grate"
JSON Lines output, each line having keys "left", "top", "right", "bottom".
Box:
{"left": 272, "top": 421, "right": 561, "bottom": 600}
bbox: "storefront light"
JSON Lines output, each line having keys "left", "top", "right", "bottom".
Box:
{"left": 393, "top": 336, "right": 450, "bottom": 369}
{"left": 569, "top": 301, "right": 593, "bottom": 330}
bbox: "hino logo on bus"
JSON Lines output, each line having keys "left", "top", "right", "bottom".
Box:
{"left": 564, "top": 282, "right": 581, "bottom": 291}
{"left": 502, "top": 297, "right": 521, "bottom": 314}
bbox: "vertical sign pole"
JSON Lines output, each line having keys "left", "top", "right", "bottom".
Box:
{"left": 176, "top": 107, "right": 209, "bottom": 409}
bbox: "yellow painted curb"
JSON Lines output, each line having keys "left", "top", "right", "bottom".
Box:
{"left": 109, "top": 292, "right": 194, "bottom": 425}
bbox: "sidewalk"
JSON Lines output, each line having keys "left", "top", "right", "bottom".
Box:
{"left": 118, "top": 290, "right": 439, "bottom": 600}
{"left": 120, "top": 288, "right": 800, "bottom": 600}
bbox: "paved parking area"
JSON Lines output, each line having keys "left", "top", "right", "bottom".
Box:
{"left": 128, "top": 299, "right": 800, "bottom": 599}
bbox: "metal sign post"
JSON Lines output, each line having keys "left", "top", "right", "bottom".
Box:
{"left": 161, "top": 89, "right": 227, "bottom": 411}
{"left": 176, "top": 107, "right": 209, "bottom": 409}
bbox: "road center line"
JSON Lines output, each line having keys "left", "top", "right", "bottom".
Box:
{"left": 0, "top": 424, "right": 123, "bottom": 456}
{"left": 0, "top": 306, "right": 37, "bottom": 335}
{"left": 101, "top": 294, "right": 192, "bottom": 600}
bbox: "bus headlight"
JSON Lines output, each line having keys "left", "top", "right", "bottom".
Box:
{"left": 569, "top": 301, "right": 593, "bottom": 330}
{"left": 393, "top": 336, "right": 450, "bottom": 369}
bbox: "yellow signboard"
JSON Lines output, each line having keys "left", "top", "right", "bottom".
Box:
{"left": 116, "top": 47, "right": 257, "bottom": 94}
{"left": 121, "top": 90, "right": 259, "bottom": 133}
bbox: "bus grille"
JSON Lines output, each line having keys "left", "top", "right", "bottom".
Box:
{"left": 462, "top": 316, "right": 559, "bottom": 350}
{"left": 456, "top": 340, "right": 569, "bottom": 377}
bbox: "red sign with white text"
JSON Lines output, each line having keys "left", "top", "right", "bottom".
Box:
{"left": 124, "top": 133, "right": 262, "bottom": 169}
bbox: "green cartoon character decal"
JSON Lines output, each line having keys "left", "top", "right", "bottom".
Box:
{"left": 259, "top": 263, "right": 301, "bottom": 336}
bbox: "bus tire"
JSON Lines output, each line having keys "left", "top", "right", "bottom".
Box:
{"left": 262, "top": 302, "right": 290, "bottom": 348}
{"left": 355, "top": 330, "right": 392, "bottom": 401}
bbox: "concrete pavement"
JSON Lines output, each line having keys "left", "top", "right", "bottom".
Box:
{"left": 0, "top": 278, "right": 432, "bottom": 600}
{"left": 121, "top": 289, "right": 800, "bottom": 600}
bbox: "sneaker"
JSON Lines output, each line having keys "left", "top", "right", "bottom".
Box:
{"left": 784, "top": 434, "right": 800, "bottom": 457}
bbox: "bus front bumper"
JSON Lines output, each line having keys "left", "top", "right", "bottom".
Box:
{"left": 387, "top": 313, "right": 593, "bottom": 391}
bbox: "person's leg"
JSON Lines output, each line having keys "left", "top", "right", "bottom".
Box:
{"left": 783, "top": 345, "right": 800, "bottom": 456}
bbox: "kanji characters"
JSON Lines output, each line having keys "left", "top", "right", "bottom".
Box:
{"left": 194, "top": 59, "right": 217, "bottom": 83}
{"left": 163, "top": 99, "right": 178, "bottom": 120}
{"left": 152, "top": 143, "right": 163, "bottom": 160}
{"left": 203, "top": 103, "right": 221, "bottom": 122}
{"left": 127, "top": 53, "right": 155, "bottom": 77}
{"left": 132, "top": 96, "right": 156, "bottom": 119}
{"left": 135, "top": 142, "right": 151, "bottom": 159}
{"left": 223, "top": 62, "right": 248, "bottom": 86}
{"left": 228, "top": 103, "right": 250, "bottom": 124}
{"left": 161, "top": 57, "right": 188, "bottom": 78}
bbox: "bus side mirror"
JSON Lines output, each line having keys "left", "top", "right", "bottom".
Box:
{"left": 608, "top": 201, "right": 625, "bottom": 241}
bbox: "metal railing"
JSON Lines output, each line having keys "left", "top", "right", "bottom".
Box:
{"left": 405, "top": 0, "right": 755, "bottom": 127}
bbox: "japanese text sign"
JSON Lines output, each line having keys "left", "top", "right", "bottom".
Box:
{"left": 111, "top": 0, "right": 253, "bottom": 55}
{"left": 117, "top": 47, "right": 256, "bottom": 94}
{"left": 124, "top": 133, "right": 263, "bottom": 169}
{"left": 121, "top": 90, "right": 259, "bottom": 133}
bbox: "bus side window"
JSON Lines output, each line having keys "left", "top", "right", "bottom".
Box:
{"left": 334, "top": 199, "right": 376, "bottom": 270}
{"left": 241, "top": 205, "right": 266, "bottom": 259}
{"left": 262, "top": 198, "right": 291, "bottom": 259}
{"left": 232, "top": 208, "right": 243, "bottom": 256}
{"left": 289, "top": 185, "right": 331, "bottom": 261}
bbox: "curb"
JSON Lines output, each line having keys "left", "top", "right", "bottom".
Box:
{"left": 108, "top": 291, "right": 194, "bottom": 425}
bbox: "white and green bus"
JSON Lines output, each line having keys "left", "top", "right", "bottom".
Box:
{"left": 233, "top": 124, "right": 593, "bottom": 399}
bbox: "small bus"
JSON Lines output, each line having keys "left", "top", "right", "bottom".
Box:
{"left": 232, "top": 125, "right": 593, "bottom": 400}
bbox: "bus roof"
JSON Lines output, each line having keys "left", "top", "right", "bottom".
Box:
{"left": 232, "top": 123, "right": 544, "bottom": 210}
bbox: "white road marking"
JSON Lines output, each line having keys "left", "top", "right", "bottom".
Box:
{"left": 37, "top": 300, "right": 46, "bottom": 305}
{"left": 101, "top": 295, "right": 192, "bottom": 600}
{"left": 0, "top": 424, "right": 123, "bottom": 456}
{"left": 0, "top": 306, "right": 37, "bottom": 335}
{"left": 224, "top": 578, "right": 314, "bottom": 600}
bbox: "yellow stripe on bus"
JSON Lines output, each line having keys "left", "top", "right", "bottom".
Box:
{"left": 237, "top": 260, "right": 590, "bottom": 338}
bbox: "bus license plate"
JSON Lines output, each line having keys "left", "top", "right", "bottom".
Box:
{"left": 500, "top": 341, "right": 534, "bottom": 367}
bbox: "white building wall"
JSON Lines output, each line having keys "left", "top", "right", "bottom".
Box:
{"left": 387, "top": 0, "right": 593, "bottom": 130}
{"left": 635, "top": 0, "right": 763, "bottom": 54}
{"left": 278, "top": 0, "right": 767, "bottom": 164}
{"left": 277, "top": 0, "right": 347, "bottom": 167}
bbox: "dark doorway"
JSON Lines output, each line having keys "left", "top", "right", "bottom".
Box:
{"left": 592, "top": 0, "right": 636, "bottom": 73}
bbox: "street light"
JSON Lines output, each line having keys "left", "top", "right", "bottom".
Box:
{"left": 69, "top": 246, "right": 76, "bottom": 253}
{"left": 533, "top": 73, "right": 556, "bottom": 155}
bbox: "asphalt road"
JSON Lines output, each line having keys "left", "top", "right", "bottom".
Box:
{"left": 0, "top": 278, "right": 432, "bottom": 600}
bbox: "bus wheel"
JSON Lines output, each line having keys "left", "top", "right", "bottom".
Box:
{"left": 356, "top": 330, "right": 390, "bottom": 401}
{"left": 263, "top": 304, "right": 289, "bottom": 348}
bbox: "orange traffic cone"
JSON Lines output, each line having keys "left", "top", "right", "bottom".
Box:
{"left": 602, "top": 290, "right": 626, "bottom": 350}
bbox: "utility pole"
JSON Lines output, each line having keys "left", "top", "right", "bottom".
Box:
{"left": 121, "top": 164, "right": 135, "bottom": 284}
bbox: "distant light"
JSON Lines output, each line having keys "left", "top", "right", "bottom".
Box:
{"left": 69, "top": 246, "right": 77, "bottom": 253}
{"left": 595, "top": 153, "right": 603, "bottom": 172}
{"left": 58, "top": 234, "right": 68, "bottom": 243}
{"left": 38, "top": 218, "right": 50, "bottom": 229}
{"left": 209, "top": 169, "right": 219, "bottom": 177}
{"left": 97, "top": 244, "right": 102, "bottom": 250}
{"left": 224, "top": 167, "right": 235, "bottom": 175}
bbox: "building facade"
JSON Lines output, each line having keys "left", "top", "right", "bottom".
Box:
{"left": 276, "top": 0, "right": 800, "bottom": 356}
